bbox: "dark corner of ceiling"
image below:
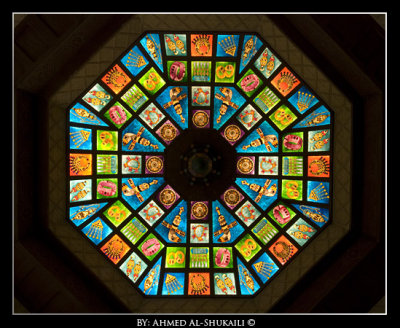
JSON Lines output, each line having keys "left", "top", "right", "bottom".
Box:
{"left": 13, "top": 13, "right": 386, "bottom": 314}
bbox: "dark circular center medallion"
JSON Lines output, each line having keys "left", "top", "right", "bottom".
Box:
{"left": 188, "top": 152, "right": 213, "bottom": 178}
{"left": 164, "top": 128, "right": 235, "bottom": 200}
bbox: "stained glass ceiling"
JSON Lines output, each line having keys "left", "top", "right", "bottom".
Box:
{"left": 67, "top": 31, "right": 333, "bottom": 297}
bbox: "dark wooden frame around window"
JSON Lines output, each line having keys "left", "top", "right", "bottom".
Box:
{"left": 13, "top": 13, "right": 385, "bottom": 313}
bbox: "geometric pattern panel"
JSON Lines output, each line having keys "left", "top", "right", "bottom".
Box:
{"left": 66, "top": 31, "right": 333, "bottom": 297}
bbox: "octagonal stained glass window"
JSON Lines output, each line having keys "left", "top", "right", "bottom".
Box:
{"left": 67, "top": 31, "right": 333, "bottom": 297}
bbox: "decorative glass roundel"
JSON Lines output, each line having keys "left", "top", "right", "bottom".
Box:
{"left": 67, "top": 31, "right": 333, "bottom": 297}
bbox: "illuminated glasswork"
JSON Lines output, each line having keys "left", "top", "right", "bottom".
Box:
{"left": 66, "top": 31, "right": 333, "bottom": 297}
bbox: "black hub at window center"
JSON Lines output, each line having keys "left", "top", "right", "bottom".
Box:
{"left": 164, "top": 128, "right": 236, "bottom": 201}
{"left": 187, "top": 150, "right": 214, "bottom": 179}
